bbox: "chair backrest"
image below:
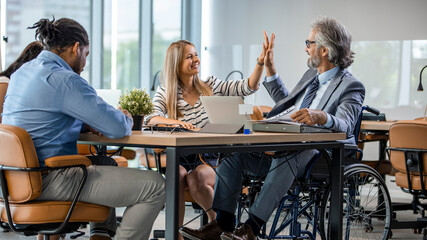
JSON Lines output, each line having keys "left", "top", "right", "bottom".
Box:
{"left": 414, "top": 117, "right": 427, "bottom": 121}
{"left": 250, "top": 106, "right": 263, "bottom": 121}
{"left": 0, "top": 81, "right": 8, "bottom": 123}
{"left": 0, "top": 124, "right": 42, "bottom": 203}
{"left": 389, "top": 120, "right": 427, "bottom": 189}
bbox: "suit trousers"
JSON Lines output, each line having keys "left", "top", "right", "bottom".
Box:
{"left": 37, "top": 165, "right": 165, "bottom": 240}
{"left": 212, "top": 149, "right": 316, "bottom": 222}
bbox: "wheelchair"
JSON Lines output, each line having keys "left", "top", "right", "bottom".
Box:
{"left": 235, "top": 106, "right": 393, "bottom": 240}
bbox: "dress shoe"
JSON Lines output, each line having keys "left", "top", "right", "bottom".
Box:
{"left": 180, "top": 220, "right": 223, "bottom": 240}
{"left": 220, "top": 224, "right": 257, "bottom": 240}
{"left": 89, "top": 235, "right": 112, "bottom": 240}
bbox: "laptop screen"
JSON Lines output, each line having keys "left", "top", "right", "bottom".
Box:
{"left": 96, "top": 89, "right": 122, "bottom": 109}
{"left": 200, "top": 96, "right": 248, "bottom": 125}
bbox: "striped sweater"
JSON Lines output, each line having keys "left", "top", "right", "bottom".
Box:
{"left": 145, "top": 76, "right": 255, "bottom": 128}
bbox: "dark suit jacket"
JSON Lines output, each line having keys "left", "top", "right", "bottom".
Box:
{"left": 263, "top": 68, "right": 365, "bottom": 144}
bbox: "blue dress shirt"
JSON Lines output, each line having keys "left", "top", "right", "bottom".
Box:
{"left": 265, "top": 67, "right": 339, "bottom": 128}
{"left": 2, "top": 50, "right": 133, "bottom": 166}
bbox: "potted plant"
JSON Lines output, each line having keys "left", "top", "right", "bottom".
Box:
{"left": 119, "top": 88, "right": 153, "bottom": 130}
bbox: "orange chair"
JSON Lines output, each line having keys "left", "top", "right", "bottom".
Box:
{"left": 389, "top": 120, "right": 427, "bottom": 233}
{"left": 0, "top": 124, "right": 110, "bottom": 240}
{"left": 250, "top": 106, "right": 264, "bottom": 121}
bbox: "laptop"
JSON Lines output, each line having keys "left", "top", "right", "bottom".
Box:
{"left": 198, "top": 96, "right": 248, "bottom": 134}
{"left": 96, "top": 89, "right": 122, "bottom": 109}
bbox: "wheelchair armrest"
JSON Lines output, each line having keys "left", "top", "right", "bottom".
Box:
{"left": 45, "top": 155, "right": 92, "bottom": 168}
{"left": 344, "top": 144, "right": 359, "bottom": 151}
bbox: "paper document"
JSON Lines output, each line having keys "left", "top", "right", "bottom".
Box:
{"left": 254, "top": 105, "right": 297, "bottom": 123}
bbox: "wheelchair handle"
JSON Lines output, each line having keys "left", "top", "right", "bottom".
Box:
{"left": 363, "top": 105, "right": 380, "bottom": 116}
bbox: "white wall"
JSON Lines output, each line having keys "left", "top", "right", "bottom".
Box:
{"left": 201, "top": 0, "right": 427, "bottom": 108}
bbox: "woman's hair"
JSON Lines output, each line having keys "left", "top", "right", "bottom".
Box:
{"left": 28, "top": 17, "right": 89, "bottom": 54}
{"left": 312, "top": 16, "right": 355, "bottom": 69}
{"left": 0, "top": 41, "right": 44, "bottom": 78}
{"left": 162, "top": 40, "right": 212, "bottom": 119}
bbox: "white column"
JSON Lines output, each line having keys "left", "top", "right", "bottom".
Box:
{"left": 90, "top": 0, "right": 103, "bottom": 89}
{"left": 398, "top": 40, "right": 412, "bottom": 106}
{"left": 139, "top": 0, "right": 152, "bottom": 91}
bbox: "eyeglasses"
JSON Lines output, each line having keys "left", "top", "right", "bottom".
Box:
{"left": 305, "top": 40, "right": 316, "bottom": 48}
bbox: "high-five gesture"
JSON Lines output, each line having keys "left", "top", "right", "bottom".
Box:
{"left": 263, "top": 31, "right": 276, "bottom": 76}
{"left": 257, "top": 31, "right": 269, "bottom": 64}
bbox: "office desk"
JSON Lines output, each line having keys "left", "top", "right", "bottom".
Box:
{"left": 361, "top": 121, "right": 395, "bottom": 161}
{"left": 361, "top": 120, "right": 395, "bottom": 132}
{"left": 79, "top": 131, "right": 346, "bottom": 239}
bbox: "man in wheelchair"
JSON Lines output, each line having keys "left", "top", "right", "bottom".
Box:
{"left": 181, "top": 16, "right": 365, "bottom": 240}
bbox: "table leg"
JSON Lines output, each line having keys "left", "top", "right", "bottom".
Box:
{"left": 329, "top": 145, "right": 344, "bottom": 239}
{"left": 379, "top": 139, "right": 387, "bottom": 161}
{"left": 165, "top": 147, "right": 179, "bottom": 240}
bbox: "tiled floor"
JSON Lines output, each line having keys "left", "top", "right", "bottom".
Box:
{"left": 1, "top": 160, "right": 426, "bottom": 239}
{"left": 0, "top": 203, "right": 426, "bottom": 240}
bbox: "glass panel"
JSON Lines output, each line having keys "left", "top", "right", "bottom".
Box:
{"left": 411, "top": 40, "right": 427, "bottom": 110}
{"left": 103, "top": 0, "right": 139, "bottom": 90}
{"left": 103, "top": 0, "right": 112, "bottom": 89}
{"left": 116, "top": 0, "right": 139, "bottom": 90}
{"left": 151, "top": 0, "right": 181, "bottom": 93}
{"left": 204, "top": 45, "right": 244, "bottom": 81}
{"left": 4, "top": 0, "right": 91, "bottom": 81}
{"left": 351, "top": 41, "right": 401, "bottom": 108}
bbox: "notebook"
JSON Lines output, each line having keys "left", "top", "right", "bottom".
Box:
{"left": 198, "top": 96, "right": 248, "bottom": 134}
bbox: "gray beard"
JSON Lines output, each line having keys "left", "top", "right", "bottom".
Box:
{"left": 307, "top": 55, "right": 321, "bottom": 69}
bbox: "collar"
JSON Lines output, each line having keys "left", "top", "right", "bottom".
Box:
{"left": 38, "top": 50, "right": 74, "bottom": 72}
{"left": 318, "top": 66, "right": 339, "bottom": 85}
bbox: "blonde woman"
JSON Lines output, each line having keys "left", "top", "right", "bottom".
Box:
{"left": 145, "top": 33, "right": 273, "bottom": 239}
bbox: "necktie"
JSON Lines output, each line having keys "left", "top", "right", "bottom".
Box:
{"left": 299, "top": 76, "right": 320, "bottom": 110}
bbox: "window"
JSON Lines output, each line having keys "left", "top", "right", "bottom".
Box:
{"left": 411, "top": 40, "right": 427, "bottom": 109}
{"left": 351, "top": 40, "right": 427, "bottom": 109}
{"left": 1, "top": 0, "right": 191, "bottom": 93}
{"left": 151, "top": 0, "right": 182, "bottom": 93}
{"left": 102, "top": 0, "right": 140, "bottom": 90}
{"left": 3, "top": 0, "right": 91, "bottom": 80}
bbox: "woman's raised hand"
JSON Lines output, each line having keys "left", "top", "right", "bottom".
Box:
{"left": 264, "top": 32, "right": 276, "bottom": 76}
{"left": 257, "top": 31, "right": 269, "bottom": 64}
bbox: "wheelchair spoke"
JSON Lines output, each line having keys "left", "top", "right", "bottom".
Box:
{"left": 320, "top": 165, "right": 391, "bottom": 240}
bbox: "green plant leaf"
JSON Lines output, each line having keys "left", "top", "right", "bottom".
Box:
{"left": 119, "top": 88, "right": 154, "bottom": 116}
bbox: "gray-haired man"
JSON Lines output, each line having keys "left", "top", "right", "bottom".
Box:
{"left": 181, "top": 16, "right": 365, "bottom": 240}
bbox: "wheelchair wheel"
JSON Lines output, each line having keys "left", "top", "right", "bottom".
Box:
{"left": 319, "top": 164, "right": 392, "bottom": 240}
